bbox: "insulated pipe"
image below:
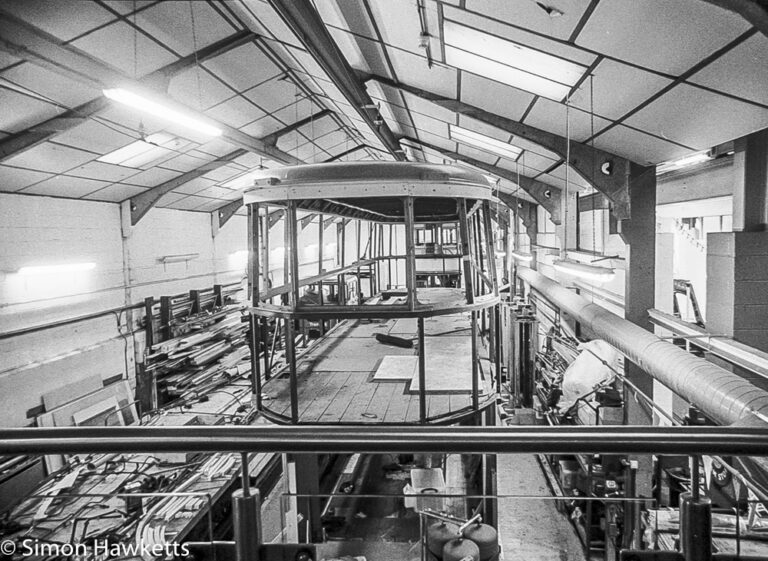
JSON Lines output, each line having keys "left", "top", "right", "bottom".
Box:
{"left": 517, "top": 267, "right": 768, "bottom": 427}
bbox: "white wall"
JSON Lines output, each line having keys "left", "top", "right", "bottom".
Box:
{"left": 0, "top": 193, "right": 248, "bottom": 427}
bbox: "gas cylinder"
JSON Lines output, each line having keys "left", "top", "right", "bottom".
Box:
{"left": 427, "top": 521, "right": 459, "bottom": 559}
{"left": 442, "top": 537, "right": 480, "bottom": 561}
{"left": 462, "top": 522, "right": 499, "bottom": 561}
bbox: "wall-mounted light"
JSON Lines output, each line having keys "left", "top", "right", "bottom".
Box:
{"left": 509, "top": 251, "right": 533, "bottom": 263}
{"left": 17, "top": 262, "right": 96, "bottom": 276}
{"left": 553, "top": 258, "right": 615, "bottom": 283}
{"left": 656, "top": 151, "right": 713, "bottom": 175}
{"left": 158, "top": 253, "right": 199, "bottom": 264}
{"left": 103, "top": 88, "right": 222, "bottom": 137}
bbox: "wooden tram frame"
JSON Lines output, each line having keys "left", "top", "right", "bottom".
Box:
{"left": 243, "top": 162, "right": 504, "bottom": 425}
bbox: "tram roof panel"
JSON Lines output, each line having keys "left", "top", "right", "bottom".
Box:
{"left": 242, "top": 161, "right": 493, "bottom": 222}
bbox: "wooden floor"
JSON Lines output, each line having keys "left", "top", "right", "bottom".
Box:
{"left": 262, "top": 289, "right": 492, "bottom": 423}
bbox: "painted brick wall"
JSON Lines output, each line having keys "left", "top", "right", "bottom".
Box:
{"left": 0, "top": 194, "right": 249, "bottom": 427}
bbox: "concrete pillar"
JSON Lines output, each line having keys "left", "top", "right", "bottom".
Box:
{"left": 620, "top": 164, "right": 657, "bottom": 497}
{"left": 707, "top": 128, "right": 768, "bottom": 383}
{"left": 732, "top": 128, "right": 768, "bottom": 232}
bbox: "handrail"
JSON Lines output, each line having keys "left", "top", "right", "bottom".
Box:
{"left": 2, "top": 426, "right": 768, "bottom": 456}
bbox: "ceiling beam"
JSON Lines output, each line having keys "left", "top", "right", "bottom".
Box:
{"left": 402, "top": 137, "right": 562, "bottom": 224}
{"left": 0, "top": 13, "right": 300, "bottom": 165}
{"left": 129, "top": 149, "right": 247, "bottom": 225}
{"left": 216, "top": 198, "right": 244, "bottom": 228}
{"left": 266, "top": 0, "right": 406, "bottom": 161}
{"left": 0, "top": 30, "right": 258, "bottom": 164}
{"left": 323, "top": 143, "right": 390, "bottom": 162}
{"left": 700, "top": 0, "right": 768, "bottom": 37}
{"left": 261, "top": 109, "right": 332, "bottom": 146}
{"left": 495, "top": 191, "right": 539, "bottom": 243}
{"left": 369, "top": 74, "right": 636, "bottom": 219}
{"left": 323, "top": 216, "right": 338, "bottom": 230}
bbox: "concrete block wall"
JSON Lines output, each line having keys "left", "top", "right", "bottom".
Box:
{"left": 0, "top": 193, "right": 248, "bottom": 427}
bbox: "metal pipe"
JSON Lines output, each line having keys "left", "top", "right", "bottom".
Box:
{"left": 517, "top": 267, "right": 768, "bottom": 427}
{"left": 1, "top": 426, "right": 768, "bottom": 456}
{"left": 649, "top": 308, "right": 768, "bottom": 380}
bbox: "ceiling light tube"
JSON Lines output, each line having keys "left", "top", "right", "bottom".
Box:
{"left": 103, "top": 88, "right": 222, "bottom": 137}
{"left": 553, "top": 258, "right": 615, "bottom": 283}
{"left": 656, "top": 151, "right": 713, "bottom": 174}
{"left": 18, "top": 262, "right": 96, "bottom": 275}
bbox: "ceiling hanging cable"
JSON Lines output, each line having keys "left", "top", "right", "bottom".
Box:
{"left": 189, "top": 0, "right": 203, "bottom": 113}
{"left": 553, "top": 88, "right": 615, "bottom": 284}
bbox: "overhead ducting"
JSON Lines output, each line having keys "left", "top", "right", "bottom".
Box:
{"left": 517, "top": 267, "right": 768, "bottom": 427}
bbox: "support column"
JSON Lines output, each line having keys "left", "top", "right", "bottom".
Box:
{"left": 404, "top": 197, "right": 417, "bottom": 310}
{"left": 708, "top": 128, "right": 768, "bottom": 359}
{"left": 289, "top": 454, "right": 323, "bottom": 543}
{"left": 619, "top": 163, "right": 657, "bottom": 496}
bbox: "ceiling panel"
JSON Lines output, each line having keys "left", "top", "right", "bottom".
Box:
{"left": 72, "top": 21, "right": 178, "bottom": 77}
{"left": 546, "top": 163, "right": 593, "bottom": 191}
{"left": 197, "top": 138, "right": 241, "bottom": 158}
{"left": 409, "top": 111, "right": 450, "bottom": 139}
{"left": 3, "top": 142, "right": 96, "bottom": 174}
{"left": 204, "top": 42, "right": 282, "bottom": 92}
{"left": 168, "top": 68, "right": 236, "bottom": 111}
{"left": 171, "top": 176, "right": 217, "bottom": 195}
{"left": 688, "top": 33, "right": 768, "bottom": 107}
{"left": 240, "top": 1, "right": 302, "bottom": 48}
{"left": 400, "top": 91, "right": 456, "bottom": 123}
{"left": 193, "top": 185, "right": 239, "bottom": 200}
{"left": 0, "top": 88, "right": 61, "bottom": 134}
{"left": 161, "top": 194, "right": 211, "bottom": 210}
{"left": 101, "top": 1, "right": 155, "bottom": 15}
{"left": 66, "top": 161, "right": 141, "bottom": 183}
{"left": 2, "top": 0, "right": 116, "bottom": 42}
{"left": 523, "top": 97, "right": 612, "bottom": 143}
{"left": 464, "top": 0, "right": 593, "bottom": 41}
{"left": 367, "top": 0, "right": 430, "bottom": 56}
{"left": 204, "top": 95, "right": 266, "bottom": 128}
{"left": 460, "top": 72, "right": 536, "bottom": 123}
{"left": 500, "top": 152, "right": 557, "bottom": 175}
{"left": 387, "top": 49, "right": 458, "bottom": 99}
{"left": 272, "top": 97, "right": 322, "bottom": 125}
{"left": 135, "top": 1, "right": 236, "bottom": 57}
{"left": 568, "top": 58, "right": 674, "bottom": 121}
{"left": 442, "top": 5, "right": 596, "bottom": 66}
{"left": 0, "top": 165, "right": 53, "bottom": 192}
{"left": 576, "top": 0, "right": 751, "bottom": 76}
{"left": 244, "top": 76, "right": 303, "bottom": 114}
{"left": 240, "top": 115, "right": 284, "bottom": 138}
{"left": 457, "top": 115, "right": 514, "bottom": 142}
{"left": 161, "top": 151, "right": 216, "bottom": 173}
{"left": 457, "top": 144, "right": 497, "bottom": 165}
{"left": 155, "top": 192, "right": 190, "bottom": 207}
{"left": 82, "top": 183, "right": 147, "bottom": 202}
{"left": 124, "top": 166, "right": 182, "bottom": 187}
{"left": 202, "top": 164, "right": 243, "bottom": 182}
{"left": 53, "top": 119, "right": 135, "bottom": 154}
{"left": 314, "top": 1, "right": 377, "bottom": 41}
{"left": 21, "top": 175, "right": 110, "bottom": 198}
{"left": 624, "top": 83, "right": 768, "bottom": 151}
{"left": 592, "top": 124, "right": 692, "bottom": 165}
{"left": 327, "top": 27, "right": 392, "bottom": 78}
{"left": 0, "top": 63, "right": 100, "bottom": 108}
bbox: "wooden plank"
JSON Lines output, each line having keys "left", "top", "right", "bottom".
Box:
{"left": 382, "top": 384, "right": 410, "bottom": 423}
{"left": 340, "top": 374, "right": 378, "bottom": 423}
{"left": 360, "top": 379, "right": 398, "bottom": 422}
{"left": 42, "top": 375, "right": 102, "bottom": 411}
{"left": 297, "top": 372, "right": 342, "bottom": 422}
{"left": 317, "top": 372, "right": 356, "bottom": 422}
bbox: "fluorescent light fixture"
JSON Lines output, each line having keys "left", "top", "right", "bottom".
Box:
{"left": 98, "top": 133, "right": 187, "bottom": 168}
{"left": 510, "top": 251, "right": 533, "bottom": 263}
{"left": 443, "top": 20, "right": 585, "bottom": 100}
{"left": 18, "top": 262, "right": 95, "bottom": 275}
{"left": 103, "top": 88, "right": 222, "bottom": 136}
{"left": 450, "top": 125, "right": 522, "bottom": 161}
{"left": 159, "top": 253, "right": 199, "bottom": 264}
{"left": 553, "top": 259, "right": 615, "bottom": 283}
{"left": 656, "top": 151, "right": 713, "bottom": 174}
